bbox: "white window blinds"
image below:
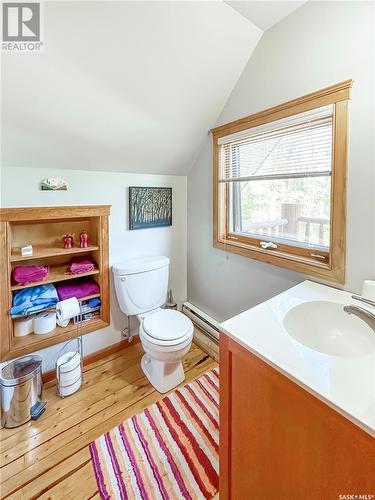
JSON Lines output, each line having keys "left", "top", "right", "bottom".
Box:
{"left": 218, "top": 104, "right": 333, "bottom": 182}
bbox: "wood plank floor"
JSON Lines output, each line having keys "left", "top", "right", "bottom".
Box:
{"left": 0, "top": 341, "right": 217, "bottom": 499}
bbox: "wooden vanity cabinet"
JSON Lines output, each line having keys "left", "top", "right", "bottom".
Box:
{"left": 220, "top": 333, "right": 375, "bottom": 500}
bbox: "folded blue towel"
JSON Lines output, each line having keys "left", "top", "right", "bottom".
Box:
{"left": 11, "top": 284, "right": 58, "bottom": 318}
{"left": 88, "top": 298, "right": 101, "bottom": 308}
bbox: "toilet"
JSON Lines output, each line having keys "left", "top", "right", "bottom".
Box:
{"left": 113, "top": 256, "right": 193, "bottom": 393}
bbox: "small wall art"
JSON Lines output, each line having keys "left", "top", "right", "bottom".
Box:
{"left": 41, "top": 177, "right": 67, "bottom": 191}
{"left": 129, "top": 187, "right": 172, "bottom": 230}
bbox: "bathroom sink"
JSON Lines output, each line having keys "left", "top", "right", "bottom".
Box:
{"left": 283, "top": 300, "right": 375, "bottom": 357}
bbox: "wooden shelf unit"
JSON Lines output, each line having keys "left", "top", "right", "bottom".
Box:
{"left": 10, "top": 244, "right": 100, "bottom": 262}
{"left": 11, "top": 265, "right": 100, "bottom": 291}
{"left": 0, "top": 205, "right": 111, "bottom": 361}
{"left": 11, "top": 318, "right": 108, "bottom": 356}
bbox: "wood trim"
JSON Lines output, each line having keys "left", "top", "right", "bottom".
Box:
{"left": 219, "top": 334, "right": 231, "bottom": 499}
{"left": 0, "top": 222, "right": 11, "bottom": 359}
{"left": 213, "top": 139, "right": 220, "bottom": 245}
{"left": 42, "top": 337, "right": 140, "bottom": 383}
{"left": 0, "top": 205, "right": 111, "bottom": 221}
{"left": 214, "top": 238, "right": 335, "bottom": 280}
{"left": 330, "top": 99, "right": 349, "bottom": 284}
{"left": 213, "top": 82, "right": 351, "bottom": 283}
{"left": 83, "top": 336, "right": 140, "bottom": 366}
{"left": 227, "top": 232, "right": 329, "bottom": 261}
{"left": 211, "top": 80, "right": 353, "bottom": 138}
{"left": 10, "top": 244, "right": 100, "bottom": 262}
{"left": 99, "top": 215, "right": 110, "bottom": 324}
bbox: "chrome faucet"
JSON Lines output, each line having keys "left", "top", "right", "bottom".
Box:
{"left": 351, "top": 294, "right": 375, "bottom": 308}
{"left": 343, "top": 305, "right": 375, "bottom": 333}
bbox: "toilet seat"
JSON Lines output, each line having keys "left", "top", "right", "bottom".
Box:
{"left": 141, "top": 309, "right": 193, "bottom": 346}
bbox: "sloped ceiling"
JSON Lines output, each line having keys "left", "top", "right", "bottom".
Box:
{"left": 1, "top": 1, "right": 262, "bottom": 175}
{"left": 225, "top": 1, "right": 307, "bottom": 31}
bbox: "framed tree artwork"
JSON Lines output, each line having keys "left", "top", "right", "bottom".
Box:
{"left": 129, "top": 187, "right": 172, "bottom": 230}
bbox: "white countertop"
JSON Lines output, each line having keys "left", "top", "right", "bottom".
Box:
{"left": 220, "top": 281, "right": 375, "bottom": 437}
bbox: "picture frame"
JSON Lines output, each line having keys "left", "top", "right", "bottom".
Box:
{"left": 129, "top": 187, "right": 172, "bottom": 230}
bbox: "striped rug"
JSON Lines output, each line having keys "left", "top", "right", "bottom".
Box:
{"left": 89, "top": 368, "right": 219, "bottom": 500}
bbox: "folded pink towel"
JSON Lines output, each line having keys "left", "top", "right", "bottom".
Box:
{"left": 56, "top": 280, "right": 100, "bottom": 301}
{"left": 12, "top": 265, "right": 49, "bottom": 285}
{"left": 67, "top": 259, "right": 95, "bottom": 275}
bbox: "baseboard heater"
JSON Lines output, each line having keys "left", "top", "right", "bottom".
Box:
{"left": 182, "top": 302, "right": 220, "bottom": 344}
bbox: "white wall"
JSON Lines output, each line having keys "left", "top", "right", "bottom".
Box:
{"left": 187, "top": 1, "right": 375, "bottom": 323}
{"left": 1, "top": 166, "right": 187, "bottom": 371}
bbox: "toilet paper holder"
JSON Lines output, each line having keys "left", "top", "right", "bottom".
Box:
{"left": 55, "top": 304, "right": 84, "bottom": 398}
{"left": 56, "top": 336, "right": 83, "bottom": 398}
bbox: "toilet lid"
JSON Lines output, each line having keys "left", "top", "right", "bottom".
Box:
{"left": 143, "top": 310, "right": 192, "bottom": 342}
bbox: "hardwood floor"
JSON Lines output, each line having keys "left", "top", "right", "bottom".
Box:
{"left": 0, "top": 341, "right": 217, "bottom": 499}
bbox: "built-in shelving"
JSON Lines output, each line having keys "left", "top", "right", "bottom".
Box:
{"left": 78, "top": 293, "right": 101, "bottom": 302}
{"left": 11, "top": 293, "right": 102, "bottom": 319}
{"left": 11, "top": 318, "right": 108, "bottom": 355}
{"left": 0, "top": 205, "right": 111, "bottom": 360}
{"left": 10, "top": 244, "right": 100, "bottom": 262}
{"left": 11, "top": 265, "right": 100, "bottom": 291}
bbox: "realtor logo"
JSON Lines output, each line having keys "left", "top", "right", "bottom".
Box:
{"left": 2, "top": 1, "right": 44, "bottom": 51}
{"left": 3, "top": 3, "right": 40, "bottom": 40}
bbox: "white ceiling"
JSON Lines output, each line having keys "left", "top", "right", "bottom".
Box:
{"left": 225, "top": 1, "right": 307, "bottom": 30}
{"left": 2, "top": 1, "right": 306, "bottom": 175}
{"left": 2, "top": 1, "right": 262, "bottom": 175}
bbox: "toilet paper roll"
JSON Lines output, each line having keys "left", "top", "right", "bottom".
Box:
{"left": 14, "top": 316, "right": 34, "bottom": 337}
{"left": 58, "top": 366, "right": 81, "bottom": 387}
{"left": 56, "top": 351, "right": 81, "bottom": 373}
{"left": 56, "top": 351, "right": 82, "bottom": 396}
{"left": 59, "top": 377, "right": 82, "bottom": 397}
{"left": 34, "top": 312, "right": 56, "bottom": 335}
{"left": 56, "top": 297, "right": 80, "bottom": 322}
{"left": 361, "top": 280, "right": 375, "bottom": 302}
{"left": 56, "top": 316, "right": 70, "bottom": 328}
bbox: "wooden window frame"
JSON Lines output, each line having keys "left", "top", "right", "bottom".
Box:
{"left": 212, "top": 80, "right": 353, "bottom": 284}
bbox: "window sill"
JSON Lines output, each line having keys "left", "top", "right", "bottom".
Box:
{"left": 214, "top": 237, "right": 344, "bottom": 284}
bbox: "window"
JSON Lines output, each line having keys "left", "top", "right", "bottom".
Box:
{"left": 212, "top": 80, "right": 352, "bottom": 283}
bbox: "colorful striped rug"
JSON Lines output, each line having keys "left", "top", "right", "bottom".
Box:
{"left": 89, "top": 368, "right": 219, "bottom": 500}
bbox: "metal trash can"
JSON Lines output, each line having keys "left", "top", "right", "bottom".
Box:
{"left": 0, "top": 355, "right": 43, "bottom": 428}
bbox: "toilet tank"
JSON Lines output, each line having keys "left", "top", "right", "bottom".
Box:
{"left": 113, "top": 256, "right": 169, "bottom": 316}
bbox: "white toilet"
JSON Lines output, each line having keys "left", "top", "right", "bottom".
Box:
{"left": 113, "top": 256, "right": 193, "bottom": 393}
